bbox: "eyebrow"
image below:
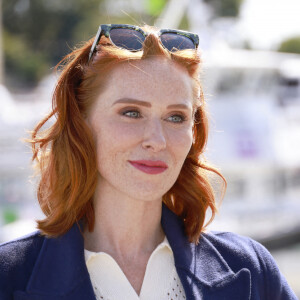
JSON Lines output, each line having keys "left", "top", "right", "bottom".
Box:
{"left": 112, "top": 98, "right": 191, "bottom": 110}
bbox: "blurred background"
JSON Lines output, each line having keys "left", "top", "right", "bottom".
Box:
{"left": 0, "top": 0, "right": 299, "bottom": 295}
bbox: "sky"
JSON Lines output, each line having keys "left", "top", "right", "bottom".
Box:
{"left": 239, "top": 0, "right": 300, "bottom": 49}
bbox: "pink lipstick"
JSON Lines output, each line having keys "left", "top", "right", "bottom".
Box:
{"left": 128, "top": 160, "right": 168, "bottom": 175}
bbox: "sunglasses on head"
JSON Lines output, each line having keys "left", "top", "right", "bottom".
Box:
{"left": 88, "top": 24, "right": 199, "bottom": 62}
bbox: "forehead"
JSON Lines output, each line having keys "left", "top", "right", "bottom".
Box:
{"left": 108, "top": 57, "right": 194, "bottom": 97}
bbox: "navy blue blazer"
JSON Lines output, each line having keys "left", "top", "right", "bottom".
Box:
{"left": 0, "top": 203, "right": 297, "bottom": 300}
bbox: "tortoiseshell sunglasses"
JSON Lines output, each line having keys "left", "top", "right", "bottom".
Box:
{"left": 88, "top": 24, "right": 199, "bottom": 61}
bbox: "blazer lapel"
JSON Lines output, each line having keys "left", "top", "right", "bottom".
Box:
{"left": 13, "top": 222, "right": 96, "bottom": 300}
{"left": 161, "top": 203, "right": 251, "bottom": 300}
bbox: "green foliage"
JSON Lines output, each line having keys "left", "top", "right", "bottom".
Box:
{"left": 145, "top": 0, "right": 167, "bottom": 17}
{"left": 4, "top": 30, "right": 49, "bottom": 88}
{"left": 278, "top": 36, "right": 300, "bottom": 54}
{"left": 3, "top": 0, "right": 106, "bottom": 89}
{"left": 204, "top": 0, "right": 243, "bottom": 17}
{"left": 2, "top": 207, "right": 19, "bottom": 224}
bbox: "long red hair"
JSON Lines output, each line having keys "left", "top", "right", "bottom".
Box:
{"left": 29, "top": 28, "right": 226, "bottom": 243}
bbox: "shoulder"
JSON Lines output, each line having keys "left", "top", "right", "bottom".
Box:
{"left": 201, "top": 231, "right": 276, "bottom": 272}
{"left": 202, "top": 230, "right": 267, "bottom": 257}
{"left": 0, "top": 230, "right": 44, "bottom": 268}
{"left": 199, "top": 231, "right": 297, "bottom": 299}
{"left": 0, "top": 231, "right": 45, "bottom": 297}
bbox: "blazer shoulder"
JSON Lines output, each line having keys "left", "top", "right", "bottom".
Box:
{"left": 0, "top": 231, "right": 45, "bottom": 296}
{"left": 200, "top": 231, "right": 297, "bottom": 299}
{"left": 203, "top": 230, "right": 263, "bottom": 250}
{"left": 0, "top": 229, "right": 43, "bottom": 253}
{"left": 0, "top": 230, "right": 44, "bottom": 269}
{"left": 202, "top": 231, "right": 274, "bottom": 271}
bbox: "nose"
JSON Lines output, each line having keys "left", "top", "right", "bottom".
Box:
{"left": 142, "top": 118, "right": 166, "bottom": 152}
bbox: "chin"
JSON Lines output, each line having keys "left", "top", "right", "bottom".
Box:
{"left": 131, "top": 187, "right": 170, "bottom": 203}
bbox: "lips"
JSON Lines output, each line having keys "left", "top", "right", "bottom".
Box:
{"left": 128, "top": 160, "right": 168, "bottom": 175}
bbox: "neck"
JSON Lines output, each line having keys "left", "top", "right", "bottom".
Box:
{"left": 83, "top": 186, "right": 165, "bottom": 260}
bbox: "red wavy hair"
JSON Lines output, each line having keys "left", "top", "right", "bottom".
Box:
{"left": 29, "top": 27, "right": 226, "bottom": 243}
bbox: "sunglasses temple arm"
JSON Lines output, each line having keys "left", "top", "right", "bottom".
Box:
{"left": 88, "top": 26, "right": 103, "bottom": 62}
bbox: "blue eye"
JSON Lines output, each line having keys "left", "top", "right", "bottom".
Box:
{"left": 122, "top": 110, "right": 141, "bottom": 118}
{"left": 167, "top": 114, "right": 186, "bottom": 123}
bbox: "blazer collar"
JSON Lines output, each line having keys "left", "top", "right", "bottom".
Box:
{"left": 14, "top": 221, "right": 96, "bottom": 300}
{"left": 161, "top": 203, "right": 251, "bottom": 300}
{"left": 15, "top": 204, "right": 250, "bottom": 300}
{"left": 161, "top": 203, "right": 235, "bottom": 284}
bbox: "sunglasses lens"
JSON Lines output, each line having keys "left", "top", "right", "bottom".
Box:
{"left": 109, "top": 28, "right": 145, "bottom": 51}
{"left": 160, "top": 33, "right": 195, "bottom": 51}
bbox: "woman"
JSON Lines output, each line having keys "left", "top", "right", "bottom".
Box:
{"left": 0, "top": 24, "right": 297, "bottom": 300}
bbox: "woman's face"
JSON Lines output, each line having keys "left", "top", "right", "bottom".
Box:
{"left": 87, "top": 57, "right": 195, "bottom": 202}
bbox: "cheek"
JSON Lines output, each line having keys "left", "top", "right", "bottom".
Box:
{"left": 94, "top": 120, "right": 143, "bottom": 159}
{"left": 109, "top": 121, "right": 144, "bottom": 146}
{"left": 168, "top": 127, "right": 193, "bottom": 159}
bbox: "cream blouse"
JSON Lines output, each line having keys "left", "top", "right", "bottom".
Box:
{"left": 84, "top": 235, "right": 187, "bottom": 300}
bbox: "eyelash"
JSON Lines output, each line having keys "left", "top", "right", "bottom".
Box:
{"left": 120, "top": 108, "right": 187, "bottom": 124}
{"left": 122, "top": 110, "right": 141, "bottom": 119}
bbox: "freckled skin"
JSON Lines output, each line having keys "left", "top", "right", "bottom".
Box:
{"left": 87, "top": 57, "right": 194, "bottom": 203}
